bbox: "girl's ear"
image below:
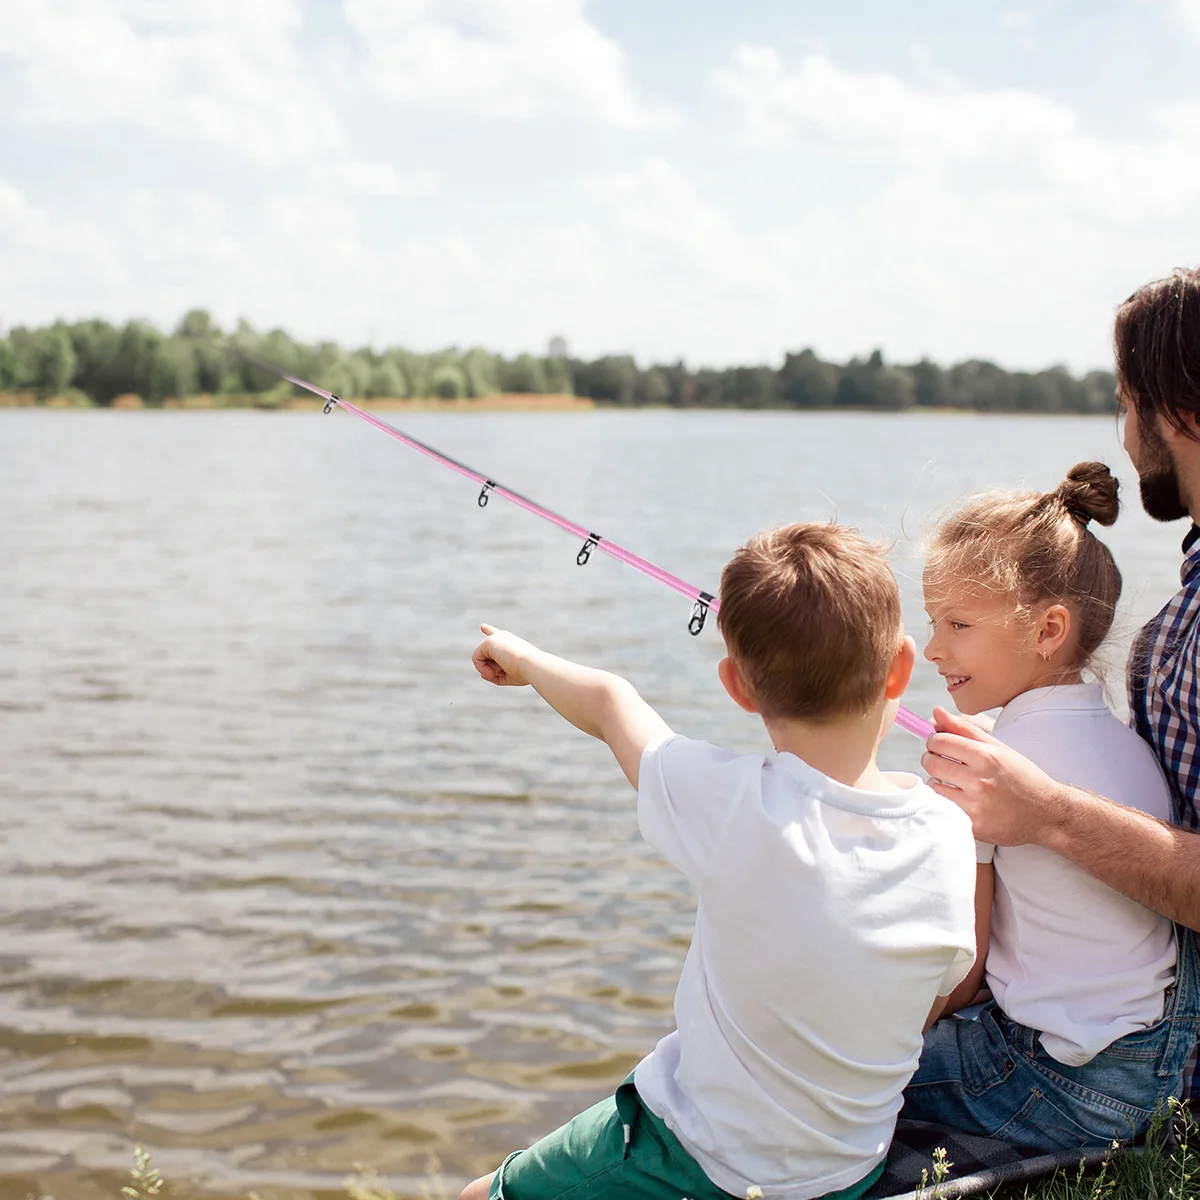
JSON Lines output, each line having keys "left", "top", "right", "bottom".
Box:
{"left": 718, "top": 656, "right": 759, "bottom": 713}
{"left": 1036, "top": 603, "right": 1073, "bottom": 659}
{"left": 885, "top": 635, "right": 917, "bottom": 700}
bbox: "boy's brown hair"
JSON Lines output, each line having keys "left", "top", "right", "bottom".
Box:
{"left": 717, "top": 523, "right": 902, "bottom": 721}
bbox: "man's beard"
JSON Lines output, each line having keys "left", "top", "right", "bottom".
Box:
{"left": 1138, "top": 416, "right": 1190, "bottom": 522}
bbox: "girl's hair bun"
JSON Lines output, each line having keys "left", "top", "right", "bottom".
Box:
{"left": 1054, "top": 461, "right": 1120, "bottom": 528}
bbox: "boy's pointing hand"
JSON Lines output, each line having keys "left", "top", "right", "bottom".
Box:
{"left": 473, "top": 624, "right": 536, "bottom": 687}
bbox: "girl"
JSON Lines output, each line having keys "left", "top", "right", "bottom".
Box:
{"left": 903, "top": 461, "right": 1197, "bottom": 1151}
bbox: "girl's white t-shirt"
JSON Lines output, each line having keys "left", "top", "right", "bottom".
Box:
{"left": 633, "top": 732, "right": 977, "bottom": 1200}
{"left": 981, "top": 683, "right": 1177, "bottom": 1066}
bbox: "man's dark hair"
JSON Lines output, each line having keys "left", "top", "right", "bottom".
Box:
{"left": 1115, "top": 267, "right": 1200, "bottom": 437}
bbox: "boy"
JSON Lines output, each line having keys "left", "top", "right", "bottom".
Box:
{"left": 462, "top": 523, "right": 977, "bottom": 1200}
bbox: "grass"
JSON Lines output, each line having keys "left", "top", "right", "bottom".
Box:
{"left": 920, "top": 1098, "right": 1200, "bottom": 1200}
{"left": 104, "top": 1101, "right": 1200, "bottom": 1200}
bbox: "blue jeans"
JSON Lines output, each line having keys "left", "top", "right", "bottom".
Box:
{"left": 901, "top": 925, "right": 1200, "bottom": 1151}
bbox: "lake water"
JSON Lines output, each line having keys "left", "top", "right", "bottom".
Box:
{"left": 0, "top": 409, "right": 1187, "bottom": 1199}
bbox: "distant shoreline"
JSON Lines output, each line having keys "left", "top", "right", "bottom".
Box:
{"left": 0, "top": 391, "right": 595, "bottom": 412}
{"left": 0, "top": 392, "right": 1116, "bottom": 417}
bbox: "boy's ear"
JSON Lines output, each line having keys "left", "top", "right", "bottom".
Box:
{"left": 1036, "top": 604, "right": 1072, "bottom": 658}
{"left": 718, "top": 656, "right": 759, "bottom": 714}
{"left": 884, "top": 635, "right": 917, "bottom": 700}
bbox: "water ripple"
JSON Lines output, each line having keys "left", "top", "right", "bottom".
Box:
{"left": 0, "top": 409, "right": 1181, "bottom": 1197}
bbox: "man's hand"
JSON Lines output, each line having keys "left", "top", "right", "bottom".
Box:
{"left": 922, "top": 706, "right": 1065, "bottom": 846}
{"left": 472, "top": 624, "right": 535, "bottom": 686}
{"left": 924, "top": 712, "right": 1200, "bottom": 931}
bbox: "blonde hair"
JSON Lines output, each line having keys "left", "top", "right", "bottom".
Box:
{"left": 925, "top": 462, "right": 1122, "bottom": 666}
{"left": 717, "top": 523, "right": 902, "bottom": 721}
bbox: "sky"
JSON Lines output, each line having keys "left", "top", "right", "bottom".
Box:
{"left": 1, "top": 0, "right": 1198, "bottom": 372}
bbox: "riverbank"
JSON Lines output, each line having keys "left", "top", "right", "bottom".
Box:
{"left": 0, "top": 391, "right": 595, "bottom": 412}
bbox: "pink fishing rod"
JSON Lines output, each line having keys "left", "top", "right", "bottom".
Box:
{"left": 229, "top": 348, "right": 935, "bottom": 742}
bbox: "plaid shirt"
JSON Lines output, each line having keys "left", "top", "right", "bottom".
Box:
{"left": 1128, "top": 523, "right": 1200, "bottom": 1095}
{"left": 1128, "top": 525, "right": 1200, "bottom": 830}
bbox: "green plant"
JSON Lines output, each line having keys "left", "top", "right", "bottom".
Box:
{"left": 345, "top": 1167, "right": 400, "bottom": 1200}
{"left": 122, "top": 1145, "right": 163, "bottom": 1200}
{"left": 345, "top": 1154, "right": 448, "bottom": 1200}
{"left": 915, "top": 1144, "right": 954, "bottom": 1199}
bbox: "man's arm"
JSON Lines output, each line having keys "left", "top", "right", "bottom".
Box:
{"left": 922, "top": 707, "right": 1200, "bottom": 931}
{"left": 472, "top": 624, "right": 670, "bottom": 788}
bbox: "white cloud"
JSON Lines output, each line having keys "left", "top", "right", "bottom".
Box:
{"left": 0, "top": 180, "right": 131, "bottom": 328}
{"left": 711, "top": 46, "right": 1075, "bottom": 161}
{"left": 341, "top": 0, "right": 672, "bottom": 127}
{"left": 308, "top": 161, "right": 439, "bottom": 198}
{"left": 0, "top": 145, "right": 1193, "bottom": 376}
{"left": 1178, "top": 0, "right": 1200, "bottom": 38}
{"left": 2, "top": 15, "right": 1197, "bottom": 378}
{"left": 998, "top": 10, "right": 1038, "bottom": 50}
{"left": 0, "top": 0, "right": 344, "bottom": 166}
{"left": 710, "top": 46, "right": 1200, "bottom": 221}
{"left": 1000, "top": 10, "right": 1035, "bottom": 30}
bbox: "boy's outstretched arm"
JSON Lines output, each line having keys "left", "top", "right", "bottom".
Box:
{"left": 472, "top": 624, "right": 671, "bottom": 788}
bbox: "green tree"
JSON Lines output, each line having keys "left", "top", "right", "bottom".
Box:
{"left": 780, "top": 349, "right": 838, "bottom": 408}
{"left": 462, "top": 348, "right": 500, "bottom": 397}
{"left": 1034, "top": 366, "right": 1085, "bottom": 413}
{"left": 572, "top": 355, "right": 639, "bottom": 404}
{"left": 500, "top": 354, "right": 548, "bottom": 394}
{"left": 721, "top": 365, "right": 778, "bottom": 408}
{"left": 32, "top": 324, "right": 78, "bottom": 397}
{"left": 174, "top": 309, "right": 220, "bottom": 341}
{"left": 366, "top": 360, "right": 408, "bottom": 398}
{"left": 171, "top": 309, "right": 230, "bottom": 395}
{"left": 946, "top": 360, "right": 1013, "bottom": 411}
{"left": 0, "top": 338, "right": 16, "bottom": 389}
{"left": 113, "top": 320, "right": 172, "bottom": 404}
{"left": 395, "top": 351, "right": 434, "bottom": 397}
{"left": 835, "top": 351, "right": 915, "bottom": 410}
{"left": 318, "top": 356, "right": 367, "bottom": 399}
{"left": 908, "top": 359, "right": 949, "bottom": 408}
{"left": 636, "top": 366, "right": 671, "bottom": 406}
{"left": 1083, "top": 370, "right": 1118, "bottom": 413}
{"left": 67, "top": 320, "right": 121, "bottom": 402}
{"left": 542, "top": 355, "right": 573, "bottom": 394}
{"left": 156, "top": 339, "right": 199, "bottom": 400}
{"left": 432, "top": 363, "right": 467, "bottom": 399}
{"left": 689, "top": 368, "right": 728, "bottom": 408}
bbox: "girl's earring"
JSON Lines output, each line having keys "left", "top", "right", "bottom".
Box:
{"left": 1041, "top": 649, "right": 1051, "bottom": 662}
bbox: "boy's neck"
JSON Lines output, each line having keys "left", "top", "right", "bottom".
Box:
{"left": 764, "top": 703, "right": 896, "bottom": 791}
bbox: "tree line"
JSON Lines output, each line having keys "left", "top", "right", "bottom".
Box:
{"left": 0, "top": 310, "right": 1118, "bottom": 414}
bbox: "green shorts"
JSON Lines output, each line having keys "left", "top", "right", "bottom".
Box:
{"left": 489, "top": 1075, "right": 886, "bottom": 1200}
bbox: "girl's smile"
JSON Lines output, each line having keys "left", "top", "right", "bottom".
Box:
{"left": 923, "top": 583, "right": 1080, "bottom": 715}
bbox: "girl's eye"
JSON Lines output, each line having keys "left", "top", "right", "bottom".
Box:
{"left": 950, "top": 621, "right": 968, "bottom": 631}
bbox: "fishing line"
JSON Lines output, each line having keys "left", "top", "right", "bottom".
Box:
{"left": 223, "top": 346, "right": 935, "bottom": 741}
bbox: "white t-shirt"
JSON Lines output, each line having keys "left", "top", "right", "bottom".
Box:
{"left": 633, "top": 733, "right": 977, "bottom": 1200}
{"left": 980, "top": 683, "right": 1177, "bottom": 1067}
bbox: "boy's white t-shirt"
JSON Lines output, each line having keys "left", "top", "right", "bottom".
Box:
{"left": 633, "top": 732, "right": 977, "bottom": 1200}
{"left": 980, "top": 683, "right": 1177, "bottom": 1067}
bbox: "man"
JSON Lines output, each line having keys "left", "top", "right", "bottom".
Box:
{"left": 923, "top": 267, "right": 1200, "bottom": 1087}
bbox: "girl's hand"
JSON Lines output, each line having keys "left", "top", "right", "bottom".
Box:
{"left": 921, "top": 706, "right": 1063, "bottom": 846}
{"left": 472, "top": 624, "right": 536, "bottom": 686}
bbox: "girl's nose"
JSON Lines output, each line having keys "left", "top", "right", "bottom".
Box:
{"left": 923, "top": 636, "right": 941, "bottom": 662}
